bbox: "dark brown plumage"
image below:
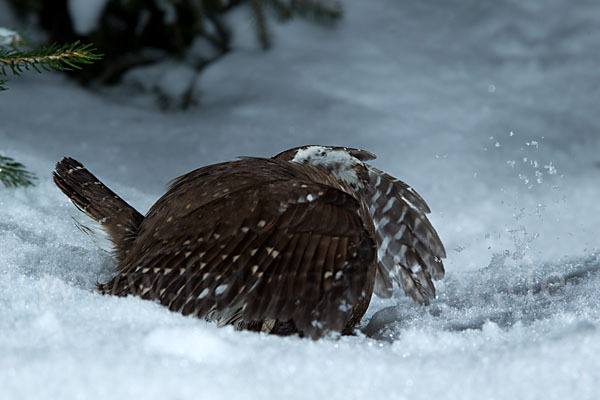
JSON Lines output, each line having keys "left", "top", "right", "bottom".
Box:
{"left": 53, "top": 146, "right": 445, "bottom": 339}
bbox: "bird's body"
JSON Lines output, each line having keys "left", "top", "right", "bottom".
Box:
{"left": 53, "top": 146, "right": 445, "bottom": 338}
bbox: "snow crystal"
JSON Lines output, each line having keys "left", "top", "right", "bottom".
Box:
{"left": 544, "top": 162, "right": 558, "bottom": 175}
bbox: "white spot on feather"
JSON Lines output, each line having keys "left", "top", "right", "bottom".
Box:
{"left": 397, "top": 208, "right": 407, "bottom": 223}
{"left": 215, "top": 284, "right": 228, "bottom": 296}
{"left": 401, "top": 196, "right": 421, "bottom": 212}
{"left": 198, "top": 288, "right": 210, "bottom": 299}
{"left": 411, "top": 265, "right": 422, "bottom": 273}
{"left": 394, "top": 225, "right": 407, "bottom": 240}
{"left": 378, "top": 236, "right": 391, "bottom": 259}
{"left": 382, "top": 197, "right": 396, "bottom": 213}
{"left": 385, "top": 182, "right": 393, "bottom": 196}
{"left": 371, "top": 191, "right": 381, "bottom": 204}
{"left": 377, "top": 216, "right": 390, "bottom": 230}
{"left": 392, "top": 245, "right": 409, "bottom": 264}
{"left": 338, "top": 300, "right": 352, "bottom": 312}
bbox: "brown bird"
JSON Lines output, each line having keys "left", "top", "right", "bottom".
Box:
{"left": 53, "top": 145, "right": 446, "bottom": 339}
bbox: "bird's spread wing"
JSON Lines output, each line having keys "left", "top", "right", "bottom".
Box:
{"left": 100, "top": 171, "right": 376, "bottom": 338}
{"left": 364, "top": 166, "right": 446, "bottom": 305}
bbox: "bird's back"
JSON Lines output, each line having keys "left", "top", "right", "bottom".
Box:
{"left": 99, "top": 157, "right": 377, "bottom": 338}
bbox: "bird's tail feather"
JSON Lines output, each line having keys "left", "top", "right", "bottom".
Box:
{"left": 53, "top": 157, "right": 144, "bottom": 262}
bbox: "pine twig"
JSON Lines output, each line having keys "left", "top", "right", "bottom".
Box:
{"left": 0, "top": 155, "right": 37, "bottom": 188}
{"left": 0, "top": 41, "right": 102, "bottom": 77}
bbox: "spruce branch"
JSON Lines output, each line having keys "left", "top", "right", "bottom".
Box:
{"left": 0, "top": 41, "right": 102, "bottom": 76}
{"left": 0, "top": 155, "right": 37, "bottom": 188}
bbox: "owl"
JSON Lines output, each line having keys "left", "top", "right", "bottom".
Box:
{"left": 53, "top": 145, "right": 445, "bottom": 338}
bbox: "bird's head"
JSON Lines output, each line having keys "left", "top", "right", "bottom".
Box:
{"left": 273, "top": 145, "right": 375, "bottom": 190}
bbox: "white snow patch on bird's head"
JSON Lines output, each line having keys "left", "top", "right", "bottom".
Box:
{"left": 292, "top": 146, "right": 359, "bottom": 165}
{"left": 291, "top": 146, "right": 365, "bottom": 189}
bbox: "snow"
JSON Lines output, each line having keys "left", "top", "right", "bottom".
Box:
{"left": 0, "top": 27, "right": 21, "bottom": 46}
{"left": 67, "top": 0, "right": 110, "bottom": 35}
{"left": 1, "top": 0, "right": 600, "bottom": 399}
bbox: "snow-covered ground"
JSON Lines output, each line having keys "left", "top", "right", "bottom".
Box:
{"left": 1, "top": 0, "right": 600, "bottom": 399}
